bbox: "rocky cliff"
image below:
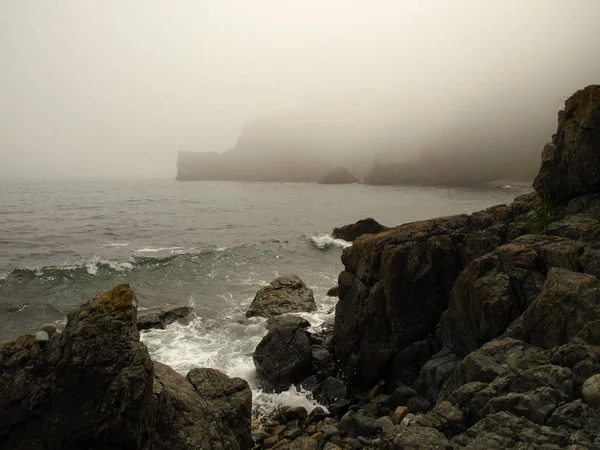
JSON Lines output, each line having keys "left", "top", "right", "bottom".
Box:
{"left": 327, "top": 85, "right": 600, "bottom": 448}
{"left": 0, "top": 285, "right": 252, "bottom": 450}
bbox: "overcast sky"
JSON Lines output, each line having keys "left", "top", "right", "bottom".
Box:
{"left": 0, "top": 1, "right": 599, "bottom": 180}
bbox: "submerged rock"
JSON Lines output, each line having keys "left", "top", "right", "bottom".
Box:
{"left": 246, "top": 275, "right": 316, "bottom": 319}
{"left": 331, "top": 218, "right": 388, "bottom": 242}
{"left": 137, "top": 305, "right": 194, "bottom": 330}
{"left": 326, "top": 285, "right": 339, "bottom": 297}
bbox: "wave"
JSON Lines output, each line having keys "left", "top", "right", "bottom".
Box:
{"left": 102, "top": 241, "right": 130, "bottom": 248}
{"left": 309, "top": 233, "right": 352, "bottom": 250}
{"left": 135, "top": 246, "right": 186, "bottom": 253}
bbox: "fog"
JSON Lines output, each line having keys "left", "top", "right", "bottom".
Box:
{"left": 1, "top": 0, "right": 599, "bottom": 181}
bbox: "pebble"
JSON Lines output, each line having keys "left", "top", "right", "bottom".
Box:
{"left": 35, "top": 331, "right": 49, "bottom": 342}
{"left": 40, "top": 323, "right": 57, "bottom": 336}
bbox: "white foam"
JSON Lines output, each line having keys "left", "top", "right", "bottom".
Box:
{"left": 136, "top": 246, "right": 184, "bottom": 253}
{"left": 102, "top": 241, "right": 130, "bottom": 247}
{"left": 310, "top": 233, "right": 351, "bottom": 250}
{"left": 253, "top": 386, "right": 328, "bottom": 422}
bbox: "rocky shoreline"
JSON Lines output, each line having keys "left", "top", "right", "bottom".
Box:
{"left": 1, "top": 85, "right": 599, "bottom": 449}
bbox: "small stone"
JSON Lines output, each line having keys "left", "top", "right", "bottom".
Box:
{"left": 310, "top": 431, "right": 323, "bottom": 440}
{"left": 326, "top": 286, "right": 340, "bottom": 297}
{"left": 271, "top": 424, "right": 286, "bottom": 436}
{"left": 263, "top": 436, "right": 279, "bottom": 448}
{"left": 40, "top": 323, "right": 57, "bottom": 335}
{"left": 35, "top": 331, "right": 49, "bottom": 342}
{"left": 367, "top": 383, "right": 384, "bottom": 401}
{"left": 582, "top": 374, "right": 600, "bottom": 409}
{"left": 271, "top": 438, "right": 289, "bottom": 449}
{"left": 306, "top": 406, "right": 329, "bottom": 425}
{"left": 376, "top": 416, "right": 394, "bottom": 430}
{"left": 54, "top": 329, "right": 62, "bottom": 336}
{"left": 282, "top": 428, "right": 303, "bottom": 440}
{"left": 392, "top": 406, "right": 409, "bottom": 425}
{"left": 401, "top": 413, "right": 417, "bottom": 426}
{"left": 306, "top": 424, "right": 317, "bottom": 434}
{"left": 323, "top": 444, "right": 343, "bottom": 450}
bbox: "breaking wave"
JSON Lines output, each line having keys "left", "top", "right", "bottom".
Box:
{"left": 309, "top": 233, "right": 352, "bottom": 250}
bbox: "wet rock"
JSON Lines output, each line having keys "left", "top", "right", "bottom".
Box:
{"left": 246, "top": 275, "right": 316, "bottom": 319}
{"left": 337, "top": 410, "right": 379, "bottom": 437}
{"left": 506, "top": 268, "right": 600, "bottom": 349}
{"left": 392, "top": 338, "right": 439, "bottom": 386}
{"left": 289, "top": 435, "right": 319, "bottom": 450}
{"left": 332, "top": 218, "right": 388, "bottom": 242}
{"left": 316, "top": 377, "right": 348, "bottom": 404}
{"left": 266, "top": 315, "right": 311, "bottom": 331}
{"left": 39, "top": 323, "right": 57, "bottom": 335}
{"left": 547, "top": 399, "right": 594, "bottom": 429}
{"left": 534, "top": 84, "right": 600, "bottom": 201}
{"left": 329, "top": 399, "right": 352, "bottom": 417}
{"left": 327, "top": 285, "right": 340, "bottom": 297}
{"left": 137, "top": 306, "right": 194, "bottom": 331}
{"left": 582, "top": 374, "right": 600, "bottom": 408}
{"left": 153, "top": 362, "right": 252, "bottom": 450}
{"left": 283, "top": 406, "right": 308, "bottom": 422}
{"left": 311, "top": 345, "right": 335, "bottom": 378}
{"left": 480, "top": 386, "right": 563, "bottom": 425}
{"left": 253, "top": 318, "right": 312, "bottom": 389}
{"left": 0, "top": 285, "right": 159, "bottom": 450}
{"left": 385, "top": 385, "right": 418, "bottom": 409}
{"left": 306, "top": 406, "right": 329, "bottom": 425}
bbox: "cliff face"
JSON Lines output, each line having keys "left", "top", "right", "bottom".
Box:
{"left": 331, "top": 85, "right": 600, "bottom": 447}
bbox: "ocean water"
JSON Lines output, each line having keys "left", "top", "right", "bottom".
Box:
{"left": 0, "top": 179, "right": 530, "bottom": 415}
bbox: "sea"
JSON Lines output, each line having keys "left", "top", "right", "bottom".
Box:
{"left": 0, "top": 179, "right": 530, "bottom": 416}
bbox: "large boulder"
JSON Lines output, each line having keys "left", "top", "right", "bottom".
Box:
{"left": 331, "top": 218, "right": 388, "bottom": 242}
{"left": 246, "top": 275, "right": 316, "bottom": 319}
{"left": 534, "top": 85, "right": 600, "bottom": 201}
{"left": 253, "top": 319, "right": 312, "bottom": 390}
{"left": 152, "top": 363, "right": 252, "bottom": 450}
{"left": 319, "top": 167, "right": 359, "bottom": 184}
{"left": 0, "top": 284, "right": 159, "bottom": 450}
{"left": 138, "top": 306, "right": 194, "bottom": 331}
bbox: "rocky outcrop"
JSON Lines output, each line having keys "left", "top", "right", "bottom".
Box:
{"left": 246, "top": 275, "right": 316, "bottom": 319}
{"left": 319, "top": 167, "right": 359, "bottom": 184}
{"left": 534, "top": 85, "right": 600, "bottom": 201}
{"left": 0, "top": 285, "right": 251, "bottom": 450}
{"left": 331, "top": 218, "right": 388, "bottom": 242}
{"left": 0, "top": 284, "right": 158, "bottom": 450}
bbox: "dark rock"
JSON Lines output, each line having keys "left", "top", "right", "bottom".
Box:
{"left": 453, "top": 411, "right": 569, "bottom": 449}
{"left": 438, "top": 242, "right": 543, "bottom": 357}
{"left": 253, "top": 319, "right": 312, "bottom": 389}
{"left": 480, "top": 386, "right": 563, "bottom": 425}
{"left": 547, "top": 399, "right": 594, "bottom": 429}
{"left": 385, "top": 385, "right": 418, "bottom": 409}
{"left": 414, "top": 400, "right": 466, "bottom": 435}
{"left": 319, "top": 167, "right": 359, "bottom": 184}
{"left": 289, "top": 435, "right": 318, "bottom": 450}
{"left": 246, "top": 275, "right": 316, "bottom": 319}
{"left": 506, "top": 267, "right": 600, "bottom": 349}
{"left": 306, "top": 406, "right": 329, "bottom": 425}
{"left": 329, "top": 399, "right": 352, "bottom": 417}
{"left": 582, "top": 373, "right": 600, "bottom": 408}
{"left": 379, "top": 425, "right": 452, "bottom": 450}
{"left": 334, "top": 209, "right": 523, "bottom": 387}
{"left": 331, "top": 218, "right": 388, "bottom": 242}
{"left": 407, "top": 395, "right": 432, "bottom": 414}
{"left": 311, "top": 345, "right": 335, "bottom": 378}
{"left": 153, "top": 362, "right": 252, "bottom": 450}
{"left": 439, "top": 337, "right": 549, "bottom": 402}
{"left": 391, "top": 338, "right": 439, "bottom": 387}
{"left": 283, "top": 406, "right": 308, "bottom": 422}
{"left": 326, "top": 285, "right": 340, "bottom": 297}
{"left": 265, "top": 315, "right": 311, "bottom": 331}
{"left": 315, "top": 377, "right": 348, "bottom": 404}
{"left": 534, "top": 85, "right": 600, "bottom": 201}
{"left": 298, "top": 375, "right": 319, "bottom": 392}
{"left": 337, "top": 410, "right": 379, "bottom": 437}
{"left": 138, "top": 312, "right": 165, "bottom": 330}
{"left": 137, "top": 306, "right": 194, "bottom": 331}
{"left": 412, "top": 348, "right": 461, "bottom": 402}
{"left": 0, "top": 285, "right": 159, "bottom": 450}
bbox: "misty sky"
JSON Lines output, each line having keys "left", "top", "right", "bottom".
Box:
{"left": 1, "top": 1, "right": 599, "bottom": 180}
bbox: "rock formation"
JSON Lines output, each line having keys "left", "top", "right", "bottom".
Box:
{"left": 0, "top": 285, "right": 252, "bottom": 450}
{"left": 246, "top": 275, "right": 316, "bottom": 319}
{"left": 331, "top": 218, "right": 388, "bottom": 242}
